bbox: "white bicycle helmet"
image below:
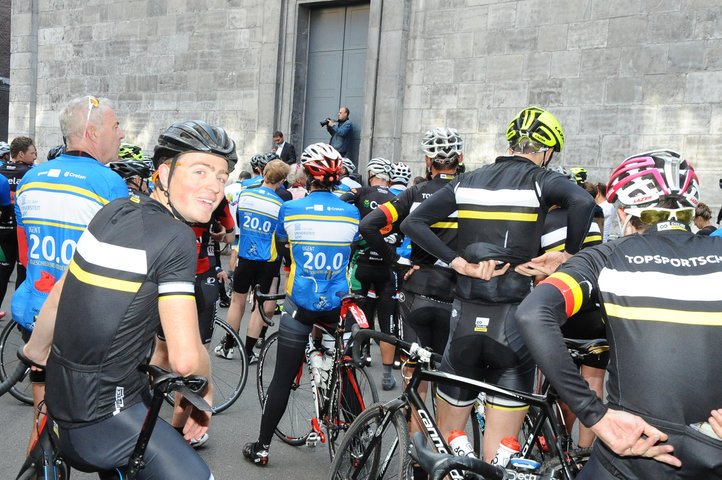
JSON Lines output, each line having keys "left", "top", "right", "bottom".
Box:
{"left": 607, "top": 150, "right": 700, "bottom": 209}
{"left": 341, "top": 157, "right": 356, "bottom": 174}
{"left": 367, "top": 157, "right": 393, "bottom": 181}
{"left": 0, "top": 141, "right": 9, "bottom": 158}
{"left": 421, "top": 127, "right": 463, "bottom": 166}
{"left": 391, "top": 162, "right": 412, "bottom": 185}
{"left": 300, "top": 143, "right": 342, "bottom": 185}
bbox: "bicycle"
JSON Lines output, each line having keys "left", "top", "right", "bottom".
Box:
{"left": 7, "top": 349, "right": 211, "bottom": 480}
{"left": 0, "top": 316, "right": 33, "bottom": 405}
{"left": 255, "top": 287, "right": 380, "bottom": 459}
{"left": 328, "top": 329, "right": 596, "bottom": 480}
{"left": 164, "top": 314, "right": 247, "bottom": 414}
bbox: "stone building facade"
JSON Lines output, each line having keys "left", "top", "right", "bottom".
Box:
{"left": 8, "top": 0, "right": 722, "bottom": 210}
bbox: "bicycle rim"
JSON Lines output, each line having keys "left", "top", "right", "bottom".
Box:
{"left": 326, "top": 361, "right": 379, "bottom": 458}
{"left": 209, "top": 318, "right": 248, "bottom": 413}
{"left": 257, "top": 331, "right": 313, "bottom": 445}
{"left": 0, "top": 321, "right": 33, "bottom": 405}
{"left": 329, "top": 402, "right": 411, "bottom": 480}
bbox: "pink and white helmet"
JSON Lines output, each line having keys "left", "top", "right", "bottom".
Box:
{"left": 607, "top": 150, "right": 699, "bottom": 209}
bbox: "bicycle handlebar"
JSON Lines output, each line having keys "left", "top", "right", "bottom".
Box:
{"left": 351, "top": 329, "right": 442, "bottom": 368}
{"left": 0, "top": 361, "right": 26, "bottom": 397}
{"left": 139, "top": 364, "right": 212, "bottom": 412}
{"left": 411, "top": 432, "right": 505, "bottom": 480}
{"left": 253, "top": 284, "right": 285, "bottom": 327}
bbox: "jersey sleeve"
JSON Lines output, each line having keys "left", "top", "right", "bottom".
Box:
{"left": 215, "top": 198, "right": 235, "bottom": 231}
{"left": 155, "top": 224, "right": 198, "bottom": 302}
{"left": 359, "top": 186, "right": 415, "bottom": 264}
{"left": 275, "top": 203, "right": 289, "bottom": 242}
{"left": 516, "top": 243, "right": 613, "bottom": 427}
{"left": 401, "top": 180, "right": 459, "bottom": 264}
{"left": 541, "top": 174, "right": 596, "bottom": 254}
{"left": 0, "top": 175, "right": 10, "bottom": 206}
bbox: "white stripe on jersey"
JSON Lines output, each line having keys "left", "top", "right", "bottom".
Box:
{"left": 541, "top": 227, "right": 566, "bottom": 248}
{"left": 599, "top": 268, "right": 722, "bottom": 302}
{"left": 158, "top": 282, "right": 195, "bottom": 294}
{"left": 284, "top": 219, "right": 358, "bottom": 243}
{"left": 238, "top": 192, "right": 282, "bottom": 217}
{"left": 18, "top": 189, "right": 106, "bottom": 228}
{"left": 410, "top": 201, "right": 458, "bottom": 217}
{"left": 456, "top": 186, "right": 540, "bottom": 208}
{"left": 76, "top": 230, "right": 148, "bottom": 274}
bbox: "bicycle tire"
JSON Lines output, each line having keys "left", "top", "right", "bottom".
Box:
{"left": 256, "top": 330, "right": 314, "bottom": 445}
{"left": 539, "top": 447, "right": 592, "bottom": 479}
{"left": 165, "top": 318, "right": 247, "bottom": 414}
{"left": 0, "top": 321, "right": 33, "bottom": 404}
{"left": 329, "top": 402, "right": 411, "bottom": 480}
{"left": 0, "top": 362, "right": 27, "bottom": 398}
{"left": 326, "top": 360, "right": 379, "bottom": 458}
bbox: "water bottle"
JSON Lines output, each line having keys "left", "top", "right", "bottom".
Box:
{"left": 308, "top": 350, "right": 323, "bottom": 386}
{"left": 447, "top": 430, "right": 475, "bottom": 458}
{"left": 491, "top": 436, "right": 520, "bottom": 467}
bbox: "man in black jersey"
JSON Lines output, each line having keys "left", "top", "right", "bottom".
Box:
{"left": 22, "top": 120, "right": 236, "bottom": 479}
{"left": 516, "top": 150, "right": 722, "bottom": 479}
{"left": 0, "top": 136, "right": 36, "bottom": 304}
{"left": 402, "top": 107, "right": 595, "bottom": 462}
{"left": 341, "top": 157, "right": 399, "bottom": 390}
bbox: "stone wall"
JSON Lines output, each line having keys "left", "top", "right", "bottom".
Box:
{"left": 8, "top": 0, "right": 722, "bottom": 210}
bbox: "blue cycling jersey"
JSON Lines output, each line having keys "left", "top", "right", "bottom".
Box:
{"left": 276, "top": 190, "right": 359, "bottom": 311}
{"left": 332, "top": 182, "right": 351, "bottom": 197}
{"left": 236, "top": 185, "right": 284, "bottom": 261}
{"left": 0, "top": 174, "right": 10, "bottom": 206}
{"left": 11, "top": 153, "right": 128, "bottom": 329}
{"left": 240, "top": 175, "right": 263, "bottom": 189}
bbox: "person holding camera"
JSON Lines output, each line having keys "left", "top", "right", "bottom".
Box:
{"left": 324, "top": 106, "right": 352, "bottom": 157}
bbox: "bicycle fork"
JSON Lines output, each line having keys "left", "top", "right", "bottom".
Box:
{"left": 307, "top": 366, "right": 326, "bottom": 447}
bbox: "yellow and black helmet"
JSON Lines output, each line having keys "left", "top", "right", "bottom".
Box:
{"left": 506, "top": 107, "right": 565, "bottom": 153}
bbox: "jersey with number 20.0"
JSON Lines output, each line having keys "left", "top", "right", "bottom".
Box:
{"left": 11, "top": 153, "right": 128, "bottom": 329}
{"left": 276, "top": 190, "right": 359, "bottom": 311}
{"left": 236, "top": 185, "right": 283, "bottom": 262}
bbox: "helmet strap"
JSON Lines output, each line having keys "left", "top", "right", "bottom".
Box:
{"left": 157, "top": 154, "right": 192, "bottom": 224}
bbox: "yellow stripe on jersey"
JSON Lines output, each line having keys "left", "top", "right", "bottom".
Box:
{"left": 159, "top": 294, "right": 196, "bottom": 302}
{"left": 457, "top": 210, "right": 538, "bottom": 222}
{"left": 23, "top": 220, "right": 87, "bottom": 231}
{"left": 18, "top": 182, "right": 111, "bottom": 205}
{"left": 542, "top": 272, "right": 584, "bottom": 317}
{"left": 584, "top": 234, "right": 602, "bottom": 244}
{"left": 604, "top": 303, "right": 722, "bottom": 326}
{"left": 284, "top": 214, "right": 359, "bottom": 224}
{"left": 431, "top": 221, "right": 458, "bottom": 229}
{"left": 69, "top": 260, "right": 141, "bottom": 293}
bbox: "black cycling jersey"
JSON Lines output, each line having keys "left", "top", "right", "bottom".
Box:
{"left": 517, "top": 221, "right": 722, "bottom": 478}
{"left": 46, "top": 193, "right": 197, "bottom": 427}
{"left": 402, "top": 156, "right": 595, "bottom": 303}
{"left": 0, "top": 161, "right": 32, "bottom": 232}
{"left": 341, "top": 185, "right": 397, "bottom": 263}
{"left": 360, "top": 173, "right": 457, "bottom": 301}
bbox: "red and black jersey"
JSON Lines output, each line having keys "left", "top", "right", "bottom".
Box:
{"left": 192, "top": 197, "right": 233, "bottom": 274}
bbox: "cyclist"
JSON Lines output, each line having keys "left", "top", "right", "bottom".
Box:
{"left": 0, "top": 136, "right": 37, "bottom": 306}
{"left": 22, "top": 119, "right": 236, "bottom": 479}
{"left": 243, "top": 143, "right": 359, "bottom": 466}
{"left": 389, "top": 161, "right": 412, "bottom": 195}
{"left": 0, "top": 141, "right": 10, "bottom": 164}
{"left": 46, "top": 144, "right": 66, "bottom": 161}
{"left": 215, "top": 159, "right": 290, "bottom": 364}
{"left": 148, "top": 121, "right": 236, "bottom": 448}
{"left": 340, "top": 157, "right": 362, "bottom": 188}
{"left": 11, "top": 96, "right": 128, "bottom": 452}
{"left": 340, "top": 157, "right": 399, "bottom": 390}
{"left": 360, "top": 127, "right": 462, "bottom": 456}
{"left": 516, "top": 149, "right": 721, "bottom": 479}
{"left": 109, "top": 144, "right": 154, "bottom": 194}
{"left": 402, "top": 107, "right": 595, "bottom": 462}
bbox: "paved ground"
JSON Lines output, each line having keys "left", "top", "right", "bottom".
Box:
{"left": 0, "top": 270, "right": 402, "bottom": 480}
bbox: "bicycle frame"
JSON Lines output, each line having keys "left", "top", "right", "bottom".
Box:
{"left": 350, "top": 349, "right": 581, "bottom": 480}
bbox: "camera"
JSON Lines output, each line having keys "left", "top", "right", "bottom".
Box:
{"left": 320, "top": 117, "right": 332, "bottom": 127}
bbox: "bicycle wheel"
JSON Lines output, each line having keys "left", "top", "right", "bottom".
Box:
{"left": 326, "top": 360, "right": 379, "bottom": 458}
{"left": 540, "top": 447, "right": 592, "bottom": 479}
{"left": 164, "top": 318, "right": 247, "bottom": 414}
{"left": 209, "top": 318, "right": 248, "bottom": 413}
{"left": 256, "top": 330, "right": 314, "bottom": 445}
{"left": 329, "top": 402, "right": 411, "bottom": 480}
{"left": 0, "top": 321, "right": 32, "bottom": 405}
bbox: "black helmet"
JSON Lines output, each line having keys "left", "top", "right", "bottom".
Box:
{"left": 109, "top": 159, "right": 153, "bottom": 181}
{"left": 152, "top": 120, "right": 237, "bottom": 170}
{"left": 47, "top": 144, "right": 66, "bottom": 161}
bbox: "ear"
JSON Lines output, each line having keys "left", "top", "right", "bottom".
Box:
{"left": 156, "top": 163, "right": 171, "bottom": 191}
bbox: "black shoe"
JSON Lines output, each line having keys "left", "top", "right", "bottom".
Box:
{"left": 219, "top": 298, "right": 230, "bottom": 308}
{"left": 243, "top": 441, "right": 269, "bottom": 466}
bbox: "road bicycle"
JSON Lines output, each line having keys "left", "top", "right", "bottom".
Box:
{"left": 255, "top": 287, "right": 380, "bottom": 459}
{"left": 329, "top": 329, "right": 600, "bottom": 480}
{"left": 0, "top": 316, "right": 33, "bottom": 404}
{"left": 3, "top": 349, "right": 211, "bottom": 480}
{"left": 164, "top": 315, "right": 247, "bottom": 414}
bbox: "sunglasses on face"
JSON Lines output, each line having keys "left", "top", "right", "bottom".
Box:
{"left": 510, "top": 136, "right": 550, "bottom": 153}
{"left": 623, "top": 207, "right": 695, "bottom": 225}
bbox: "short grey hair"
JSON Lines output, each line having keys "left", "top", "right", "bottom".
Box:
{"left": 59, "top": 96, "right": 113, "bottom": 142}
